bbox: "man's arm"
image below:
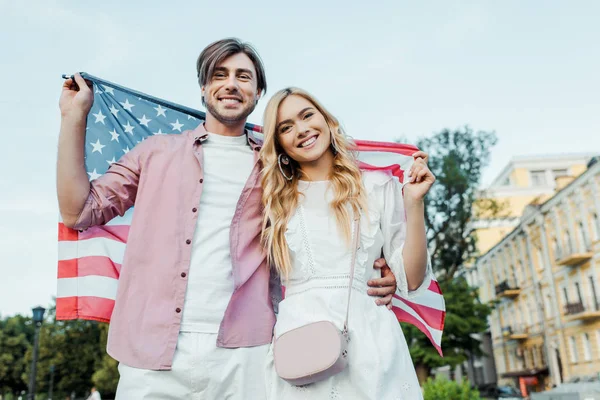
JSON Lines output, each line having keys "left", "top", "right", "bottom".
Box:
{"left": 57, "top": 73, "right": 94, "bottom": 228}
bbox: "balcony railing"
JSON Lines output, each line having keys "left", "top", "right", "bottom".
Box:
{"left": 495, "top": 280, "right": 521, "bottom": 298}
{"left": 501, "top": 325, "right": 529, "bottom": 341}
{"left": 563, "top": 298, "right": 600, "bottom": 322}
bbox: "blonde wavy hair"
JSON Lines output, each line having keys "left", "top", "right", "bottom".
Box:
{"left": 260, "top": 87, "right": 368, "bottom": 279}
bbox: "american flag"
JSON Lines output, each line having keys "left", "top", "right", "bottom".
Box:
{"left": 56, "top": 73, "right": 445, "bottom": 356}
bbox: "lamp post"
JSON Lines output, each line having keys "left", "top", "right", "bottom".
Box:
{"left": 27, "top": 306, "right": 46, "bottom": 400}
{"left": 48, "top": 364, "right": 55, "bottom": 400}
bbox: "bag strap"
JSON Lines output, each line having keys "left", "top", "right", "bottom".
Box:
{"left": 343, "top": 215, "right": 360, "bottom": 333}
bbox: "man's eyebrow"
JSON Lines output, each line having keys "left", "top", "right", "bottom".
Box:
{"left": 276, "top": 108, "right": 314, "bottom": 130}
{"left": 236, "top": 68, "right": 254, "bottom": 76}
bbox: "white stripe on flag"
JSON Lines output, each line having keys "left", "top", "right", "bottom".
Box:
{"left": 405, "top": 288, "right": 445, "bottom": 310}
{"left": 358, "top": 151, "right": 414, "bottom": 169}
{"left": 58, "top": 237, "right": 126, "bottom": 264}
{"left": 57, "top": 276, "right": 119, "bottom": 299}
{"left": 393, "top": 296, "right": 443, "bottom": 345}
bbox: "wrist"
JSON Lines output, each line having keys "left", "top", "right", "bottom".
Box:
{"left": 404, "top": 197, "right": 425, "bottom": 212}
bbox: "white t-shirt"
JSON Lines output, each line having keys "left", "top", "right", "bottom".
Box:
{"left": 180, "top": 132, "right": 255, "bottom": 332}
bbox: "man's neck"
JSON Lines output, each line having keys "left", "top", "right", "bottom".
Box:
{"left": 204, "top": 113, "right": 247, "bottom": 137}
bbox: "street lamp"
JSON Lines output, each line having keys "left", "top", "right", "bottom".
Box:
{"left": 27, "top": 306, "right": 46, "bottom": 400}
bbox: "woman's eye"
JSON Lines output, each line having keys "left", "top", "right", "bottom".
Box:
{"left": 303, "top": 112, "right": 314, "bottom": 120}
{"left": 280, "top": 126, "right": 291, "bottom": 134}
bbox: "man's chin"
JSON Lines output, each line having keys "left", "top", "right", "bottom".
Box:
{"left": 207, "top": 103, "right": 255, "bottom": 125}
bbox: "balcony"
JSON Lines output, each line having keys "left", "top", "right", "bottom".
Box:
{"left": 555, "top": 243, "right": 593, "bottom": 267}
{"left": 502, "top": 325, "right": 529, "bottom": 341}
{"left": 563, "top": 298, "right": 600, "bottom": 322}
{"left": 495, "top": 280, "right": 521, "bottom": 298}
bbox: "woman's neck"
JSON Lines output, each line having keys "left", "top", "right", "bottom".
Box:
{"left": 298, "top": 151, "right": 335, "bottom": 181}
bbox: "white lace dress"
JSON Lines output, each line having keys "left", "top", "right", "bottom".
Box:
{"left": 264, "top": 170, "right": 433, "bottom": 400}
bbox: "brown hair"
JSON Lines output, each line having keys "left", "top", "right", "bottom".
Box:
{"left": 196, "top": 38, "right": 267, "bottom": 104}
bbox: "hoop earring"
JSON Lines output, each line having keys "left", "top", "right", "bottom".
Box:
{"left": 278, "top": 153, "right": 294, "bottom": 181}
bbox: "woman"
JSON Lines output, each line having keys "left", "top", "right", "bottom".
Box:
{"left": 260, "top": 87, "right": 435, "bottom": 399}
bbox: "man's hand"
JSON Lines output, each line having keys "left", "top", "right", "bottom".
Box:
{"left": 367, "top": 258, "right": 397, "bottom": 310}
{"left": 60, "top": 73, "right": 94, "bottom": 119}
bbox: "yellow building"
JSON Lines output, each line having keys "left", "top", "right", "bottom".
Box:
{"left": 474, "top": 157, "right": 600, "bottom": 395}
{"left": 473, "top": 153, "right": 594, "bottom": 256}
{"left": 462, "top": 154, "right": 595, "bottom": 389}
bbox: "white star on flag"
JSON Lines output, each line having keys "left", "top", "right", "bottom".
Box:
{"left": 122, "top": 146, "right": 130, "bottom": 154}
{"left": 152, "top": 129, "right": 165, "bottom": 135}
{"left": 109, "top": 129, "right": 119, "bottom": 142}
{"left": 106, "top": 157, "right": 117, "bottom": 166}
{"left": 120, "top": 98, "right": 135, "bottom": 112}
{"left": 154, "top": 105, "right": 167, "bottom": 117}
{"left": 123, "top": 121, "right": 135, "bottom": 135}
{"left": 93, "top": 110, "right": 106, "bottom": 124}
{"left": 87, "top": 169, "right": 101, "bottom": 181}
{"left": 90, "top": 139, "right": 106, "bottom": 154}
{"left": 170, "top": 119, "right": 184, "bottom": 132}
{"left": 109, "top": 104, "right": 119, "bottom": 117}
{"left": 138, "top": 115, "right": 152, "bottom": 127}
{"left": 102, "top": 85, "right": 115, "bottom": 96}
{"left": 187, "top": 115, "right": 197, "bottom": 120}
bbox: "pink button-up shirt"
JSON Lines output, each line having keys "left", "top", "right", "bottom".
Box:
{"left": 73, "top": 124, "right": 279, "bottom": 370}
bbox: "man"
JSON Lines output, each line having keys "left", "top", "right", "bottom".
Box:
{"left": 57, "top": 38, "right": 397, "bottom": 398}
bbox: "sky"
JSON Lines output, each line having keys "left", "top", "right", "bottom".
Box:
{"left": 1, "top": 0, "right": 599, "bottom": 317}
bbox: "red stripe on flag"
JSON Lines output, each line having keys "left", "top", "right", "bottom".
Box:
{"left": 359, "top": 162, "right": 405, "bottom": 182}
{"left": 428, "top": 279, "right": 442, "bottom": 294}
{"left": 58, "top": 257, "right": 122, "bottom": 279}
{"left": 56, "top": 296, "right": 115, "bottom": 323}
{"left": 392, "top": 307, "right": 443, "bottom": 357}
{"left": 394, "top": 296, "right": 445, "bottom": 331}
{"left": 355, "top": 140, "right": 419, "bottom": 155}
{"left": 58, "top": 223, "right": 79, "bottom": 241}
{"left": 78, "top": 225, "right": 130, "bottom": 243}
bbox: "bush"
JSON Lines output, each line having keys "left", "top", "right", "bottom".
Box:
{"left": 423, "top": 376, "right": 481, "bottom": 400}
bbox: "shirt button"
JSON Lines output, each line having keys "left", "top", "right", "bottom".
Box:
{"left": 175, "top": 308, "right": 181, "bottom": 313}
{"left": 192, "top": 208, "right": 197, "bottom": 213}
{"left": 181, "top": 272, "right": 187, "bottom": 278}
{"left": 186, "top": 239, "right": 191, "bottom": 245}
{"left": 199, "top": 178, "right": 204, "bottom": 183}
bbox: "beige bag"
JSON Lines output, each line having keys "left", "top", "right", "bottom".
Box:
{"left": 273, "top": 218, "right": 360, "bottom": 386}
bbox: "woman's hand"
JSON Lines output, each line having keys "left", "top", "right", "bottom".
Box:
{"left": 403, "top": 151, "right": 435, "bottom": 203}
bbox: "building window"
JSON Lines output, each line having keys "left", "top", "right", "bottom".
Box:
{"left": 530, "top": 170, "right": 547, "bottom": 187}
{"left": 593, "top": 213, "right": 600, "bottom": 242}
{"left": 545, "top": 293, "right": 553, "bottom": 319}
{"left": 583, "top": 333, "right": 592, "bottom": 361}
{"left": 578, "top": 221, "right": 589, "bottom": 251}
{"left": 552, "top": 169, "right": 569, "bottom": 179}
{"left": 569, "top": 336, "right": 578, "bottom": 363}
{"left": 536, "top": 247, "right": 545, "bottom": 270}
{"left": 562, "top": 287, "right": 570, "bottom": 305}
{"left": 553, "top": 237, "right": 562, "bottom": 259}
{"left": 590, "top": 276, "right": 599, "bottom": 311}
{"left": 575, "top": 282, "right": 584, "bottom": 305}
{"left": 564, "top": 232, "right": 573, "bottom": 255}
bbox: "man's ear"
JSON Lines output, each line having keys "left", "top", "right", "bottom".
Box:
{"left": 256, "top": 89, "right": 263, "bottom": 101}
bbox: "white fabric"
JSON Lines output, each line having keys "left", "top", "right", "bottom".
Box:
{"left": 265, "top": 170, "right": 432, "bottom": 400}
{"left": 116, "top": 332, "right": 268, "bottom": 399}
{"left": 87, "top": 391, "right": 101, "bottom": 400}
{"left": 181, "top": 132, "right": 255, "bottom": 333}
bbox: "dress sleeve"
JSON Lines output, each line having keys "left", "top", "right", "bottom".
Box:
{"left": 379, "top": 176, "right": 433, "bottom": 299}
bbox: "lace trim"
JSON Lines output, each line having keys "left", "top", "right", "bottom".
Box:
{"left": 298, "top": 205, "right": 317, "bottom": 277}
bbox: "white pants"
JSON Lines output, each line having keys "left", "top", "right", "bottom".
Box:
{"left": 116, "top": 332, "right": 269, "bottom": 400}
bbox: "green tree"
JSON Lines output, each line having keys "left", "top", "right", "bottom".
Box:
{"left": 23, "top": 305, "right": 106, "bottom": 399}
{"left": 0, "top": 315, "right": 34, "bottom": 397}
{"left": 400, "top": 126, "right": 498, "bottom": 379}
{"left": 91, "top": 323, "right": 119, "bottom": 397}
